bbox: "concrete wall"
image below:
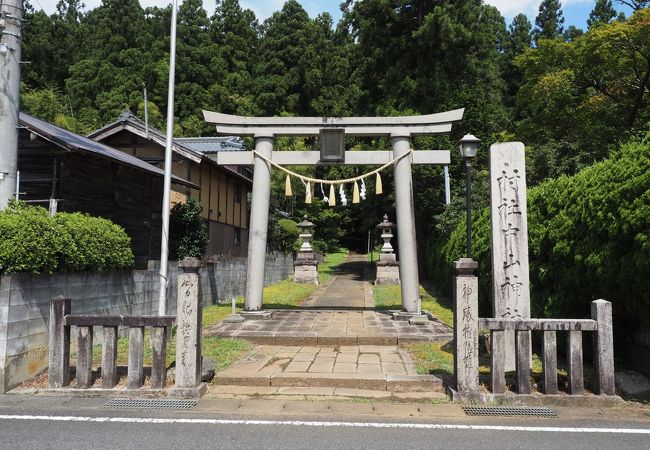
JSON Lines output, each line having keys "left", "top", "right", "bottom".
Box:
{"left": 0, "top": 252, "right": 293, "bottom": 393}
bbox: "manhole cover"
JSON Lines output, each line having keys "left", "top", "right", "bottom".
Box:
{"left": 102, "top": 398, "right": 198, "bottom": 410}
{"left": 462, "top": 406, "right": 557, "bottom": 417}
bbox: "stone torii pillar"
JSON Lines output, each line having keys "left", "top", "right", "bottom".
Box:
{"left": 244, "top": 133, "right": 273, "bottom": 315}
{"left": 202, "top": 109, "right": 465, "bottom": 315}
{"left": 392, "top": 131, "right": 419, "bottom": 313}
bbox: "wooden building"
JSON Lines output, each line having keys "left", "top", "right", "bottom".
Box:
{"left": 17, "top": 113, "right": 197, "bottom": 268}
{"left": 88, "top": 111, "right": 251, "bottom": 257}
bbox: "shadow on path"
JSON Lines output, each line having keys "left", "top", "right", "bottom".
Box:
{"left": 299, "top": 253, "right": 371, "bottom": 310}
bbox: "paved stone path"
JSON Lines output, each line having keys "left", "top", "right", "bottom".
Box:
{"left": 214, "top": 344, "right": 442, "bottom": 392}
{"left": 205, "top": 309, "right": 452, "bottom": 345}
{"left": 300, "top": 253, "right": 371, "bottom": 309}
{"left": 204, "top": 253, "right": 453, "bottom": 345}
{"left": 205, "top": 253, "right": 452, "bottom": 393}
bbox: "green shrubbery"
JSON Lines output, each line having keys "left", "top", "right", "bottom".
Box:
{"left": 0, "top": 202, "right": 134, "bottom": 274}
{"left": 169, "top": 198, "right": 208, "bottom": 259}
{"left": 275, "top": 219, "right": 300, "bottom": 253}
{"left": 434, "top": 137, "right": 650, "bottom": 335}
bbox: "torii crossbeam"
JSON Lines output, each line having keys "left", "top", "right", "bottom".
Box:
{"left": 203, "top": 109, "right": 464, "bottom": 316}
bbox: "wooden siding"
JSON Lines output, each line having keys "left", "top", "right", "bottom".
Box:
{"left": 17, "top": 130, "right": 163, "bottom": 268}
{"left": 96, "top": 130, "right": 251, "bottom": 259}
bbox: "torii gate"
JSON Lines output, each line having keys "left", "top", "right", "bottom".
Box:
{"left": 203, "top": 109, "right": 465, "bottom": 316}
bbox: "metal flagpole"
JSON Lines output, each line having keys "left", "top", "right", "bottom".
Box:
{"left": 158, "top": 0, "right": 179, "bottom": 316}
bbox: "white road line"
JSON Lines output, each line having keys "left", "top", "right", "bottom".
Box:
{"left": 0, "top": 414, "right": 649, "bottom": 434}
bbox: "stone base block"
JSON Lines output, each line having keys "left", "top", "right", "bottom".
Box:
{"left": 224, "top": 314, "right": 245, "bottom": 323}
{"left": 378, "top": 253, "right": 397, "bottom": 263}
{"left": 375, "top": 264, "right": 400, "bottom": 285}
{"left": 241, "top": 311, "right": 272, "bottom": 321}
{"left": 390, "top": 311, "right": 419, "bottom": 322}
{"left": 293, "top": 264, "right": 319, "bottom": 285}
{"left": 169, "top": 382, "right": 208, "bottom": 398}
{"left": 447, "top": 387, "right": 623, "bottom": 406}
{"left": 408, "top": 315, "right": 429, "bottom": 325}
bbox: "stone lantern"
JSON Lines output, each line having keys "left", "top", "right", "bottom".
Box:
{"left": 297, "top": 216, "right": 315, "bottom": 254}
{"left": 293, "top": 216, "right": 319, "bottom": 284}
{"left": 375, "top": 214, "right": 400, "bottom": 285}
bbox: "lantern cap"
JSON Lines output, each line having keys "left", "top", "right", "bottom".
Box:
{"left": 376, "top": 214, "right": 395, "bottom": 229}
{"left": 298, "top": 215, "right": 315, "bottom": 229}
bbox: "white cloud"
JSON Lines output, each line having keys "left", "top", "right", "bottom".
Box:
{"left": 484, "top": 0, "right": 593, "bottom": 20}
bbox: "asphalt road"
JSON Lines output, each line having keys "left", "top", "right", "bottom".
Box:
{"left": 1, "top": 408, "right": 649, "bottom": 450}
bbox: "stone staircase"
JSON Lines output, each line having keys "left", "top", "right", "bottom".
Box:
{"left": 212, "top": 344, "right": 445, "bottom": 397}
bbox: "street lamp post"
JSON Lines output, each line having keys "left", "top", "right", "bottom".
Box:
{"left": 458, "top": 134, "right": 481, "bottom": 259}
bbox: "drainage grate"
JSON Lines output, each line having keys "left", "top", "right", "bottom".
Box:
{"left": 102, "top": 398, "right": 198, "bottom": 410}
{"left": 462, "top": 406, "right": 557, "bottom": 417}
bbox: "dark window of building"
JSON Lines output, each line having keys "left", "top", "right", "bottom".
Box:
{"left": 234, "top": 184, "right": 241, "bottom": 203}
{"left": 234, "top": 227, "right": 241, "bottom": 246}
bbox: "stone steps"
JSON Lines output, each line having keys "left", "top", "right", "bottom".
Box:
{"left": 204, "top": 309, "right": 454, "bottom": 346}
{"left": 213, "top": 371, "right": 444, "bottom": 393}
{"left": 208, "top": 385, "right": 449, "bottom": 402}
{"left": 211, "top": 344, "right": 445, "bottom": 394}
{"left": 205, "top": 330, "right": 453, "bottom": 346}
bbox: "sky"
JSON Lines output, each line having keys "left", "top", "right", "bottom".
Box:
{"left": 31, "top": 0, "right": 634, "bottom": 29}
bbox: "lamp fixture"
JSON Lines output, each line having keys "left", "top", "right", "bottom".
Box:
{"left": 458, "top": 134, "right": 481, "bottom": 160}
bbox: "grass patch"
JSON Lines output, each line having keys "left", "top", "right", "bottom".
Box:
{"left": 373, "top": 283, "right": 453, "bottom": 328}
{"left": 407, "top": 342, "right": 454, "bottom": 385}
{"left": 263, "top": 279, "right": 320, "bottom": 308}
{"left": 200, "top": 337, "right": 251, "bottom": 371}
{"left": 318, "top": 250, "right": 348, "bottom": 283}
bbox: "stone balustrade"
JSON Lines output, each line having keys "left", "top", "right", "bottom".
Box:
{"left": 453, "top": 258, "right": 615, "bottom": 399}
{"left": 47, "top": 258, "right": 206, "bottom": 396}
{"left": 48, "top": 296, "right": 176, "bottom": 390}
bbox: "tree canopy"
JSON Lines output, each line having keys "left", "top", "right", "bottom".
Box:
{"left": 19, "top": 1, "right": 650, "bottom": 291}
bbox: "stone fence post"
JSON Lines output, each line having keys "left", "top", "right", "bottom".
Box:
{"left": 453, "top": 258, "right": 479, "bottom": 393}
{"left": 48, "top": 296, "right": 71, "bottom": 388}
{"left": 592, "top": 299, "right": 615, "bottom": 395}
{"left": 172, "top": 258, "right": 206, "bottom": 397}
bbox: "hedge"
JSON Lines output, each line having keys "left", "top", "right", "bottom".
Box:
{"left": 434, "top": 137, "right": 650, "bottom": 336}
{"left": 0, "top": 202, "right": 134, "bottom": 274}
{"left": 169, "top": 198, "right": 208, "bottom": 259}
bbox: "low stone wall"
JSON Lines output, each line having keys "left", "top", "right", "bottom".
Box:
{"left": 0, "top": 252, "right": 293, "bottom": 393}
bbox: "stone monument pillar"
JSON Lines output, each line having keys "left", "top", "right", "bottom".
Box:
{"left": 172, "top": 257, "right": 207, "bottom": 397}
{"left": 453, "top": 258, "right": 479, "bottom": 393}
{"left": 375, "top": 214, "right": 400, "bottom": 285}
{"left": 489, "top": 142, "right": 531, "bottom": 371}
{"left": 293, "top": 216, "right": 319, "bottom": 285}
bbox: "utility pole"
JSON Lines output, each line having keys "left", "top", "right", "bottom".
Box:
{"left": 0, "top": 0, "right": 23, "bottom": 209}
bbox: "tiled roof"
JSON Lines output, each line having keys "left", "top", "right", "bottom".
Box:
{"left": 19, "top": 113, "right": 197, "bottom": 188}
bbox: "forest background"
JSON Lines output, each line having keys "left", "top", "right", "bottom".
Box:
{"left": 18, "top": 0, "right": 650, "bottom": 337}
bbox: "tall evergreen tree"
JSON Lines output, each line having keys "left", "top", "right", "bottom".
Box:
{"left": 253, "top": 0, "right": 343, "bottom": 115}
{"left": 588, "top": 0, "right": 617, "bottom": 28}
{"left": 563, "top": 25, "right": 584, "bottom": 41}
{"left": 534, "top": 0, "right": 565, "bottom": 44}
{"left": 209, "top": 0, "right": 259, "bottom": 115}
{"left": 508, "top": 13, "right": 533, "bottom": 56}
{"left": 504, "top": 14, "right": 533, "bottom": 108}
{"left": 174, "top": 0, "right": 215, "bottom": 134}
